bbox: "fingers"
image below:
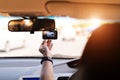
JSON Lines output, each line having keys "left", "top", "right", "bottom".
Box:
{"left": 41, "top": 40, "right": 46, "bottom": 45}
{"left": 41, "top": 40, "right": 51, "bottom": 44}
{"left": 49, "top": 43, "right": 53, "bottom": 50}
{"left": 39, "top": 40, "right": 46, "bottom": 52}
{"left": 47, "top": 39, "right": 52, "bottom": 46}
{"left": 47, "top": 40, "right": 53, "bottom": 50}
{"left": 39, "top": 40, "right": 53, "bottom": 57}
{"left": 40, "top": 40, "right": 53, "bottom": 50}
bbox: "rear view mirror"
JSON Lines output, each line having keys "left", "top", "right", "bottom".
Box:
{"left": 8, "top": 19, "right": 55, "bottom": 32}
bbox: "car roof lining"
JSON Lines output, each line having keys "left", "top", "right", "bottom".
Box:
{"left": 46, "top": 1, "right": 120, "bottom": 20}
{"left": 0, "top": 0, "right": 120, "bottom": 20}
{"left": 66, "top": 0, "right": 120, "bottom": 4}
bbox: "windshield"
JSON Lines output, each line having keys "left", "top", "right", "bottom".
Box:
{"left": 0, "top": 15, "right": 119, "bottom": 58}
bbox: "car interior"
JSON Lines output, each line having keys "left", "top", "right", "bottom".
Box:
{"left": 0, "top": 0, "right": 120, "bottom": 80}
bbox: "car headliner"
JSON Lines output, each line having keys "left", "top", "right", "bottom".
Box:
{"left": 0, "top": 0, "right": 120, "bottom": 20}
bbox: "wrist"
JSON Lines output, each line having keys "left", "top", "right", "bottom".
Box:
{"left": 41, "top": 56, "right": 53, "bottom": 64}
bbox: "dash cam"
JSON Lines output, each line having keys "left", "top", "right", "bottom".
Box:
{"left": 42, "top": 30, "right": 58, "bottom": 39}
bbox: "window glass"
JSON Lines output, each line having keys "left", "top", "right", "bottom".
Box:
{"left": 0, "top": 15, "right": 119, "bottom": 58}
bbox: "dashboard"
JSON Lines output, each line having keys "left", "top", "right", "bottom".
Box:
{"left": 0, "top": 58, "right": 79, "bottom": 80}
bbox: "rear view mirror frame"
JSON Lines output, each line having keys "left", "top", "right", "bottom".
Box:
{"left": 8, "top": 18, "right": 55, "bottom": 33}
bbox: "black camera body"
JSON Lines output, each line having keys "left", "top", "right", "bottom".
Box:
{"left": 42, "top": 30, "right": 58, "bottom": 39}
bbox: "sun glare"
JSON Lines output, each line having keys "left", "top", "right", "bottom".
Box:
{"left": 90, "top": 18, "right": 102, "bottom": 26}
{"left": 88, "top": 18, "right": 103, "bottom": 31}
{"left": 24, "top": 20, "right": 33, "bottom": 26}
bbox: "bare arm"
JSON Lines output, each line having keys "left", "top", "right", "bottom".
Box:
{"left": 41, "top": 61, "right": 54, "bottom": 80}
{"left": 39, "top": 40, "right": 54, "bottom": 80}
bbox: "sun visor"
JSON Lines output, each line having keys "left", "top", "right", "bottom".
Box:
{"left": 0, "top": 0, "right": 48, "bottom": 16}
{"left": 46, "top": 1, "right": 120, "bottom": 20}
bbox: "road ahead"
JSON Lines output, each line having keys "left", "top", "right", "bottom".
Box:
{"left": 0, "top": 34, "right": 88, "bottom": 58}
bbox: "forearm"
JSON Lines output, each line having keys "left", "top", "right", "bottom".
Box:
{"left": 41, "top": 61, "right": 54, "bottom": 80}
{"left": 39, "top": 40, "right": 54, "bottom": 80}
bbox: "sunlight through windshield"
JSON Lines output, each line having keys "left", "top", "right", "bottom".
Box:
{"left": 0, "top": 15, "right": 117, "bottom": 58}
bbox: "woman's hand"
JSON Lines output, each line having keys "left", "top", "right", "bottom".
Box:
{"left": 39, "top": 40, "right": 53, "bottom": 58}
{"left": 39, "top": 40, "right": 54, "bottom": 80}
